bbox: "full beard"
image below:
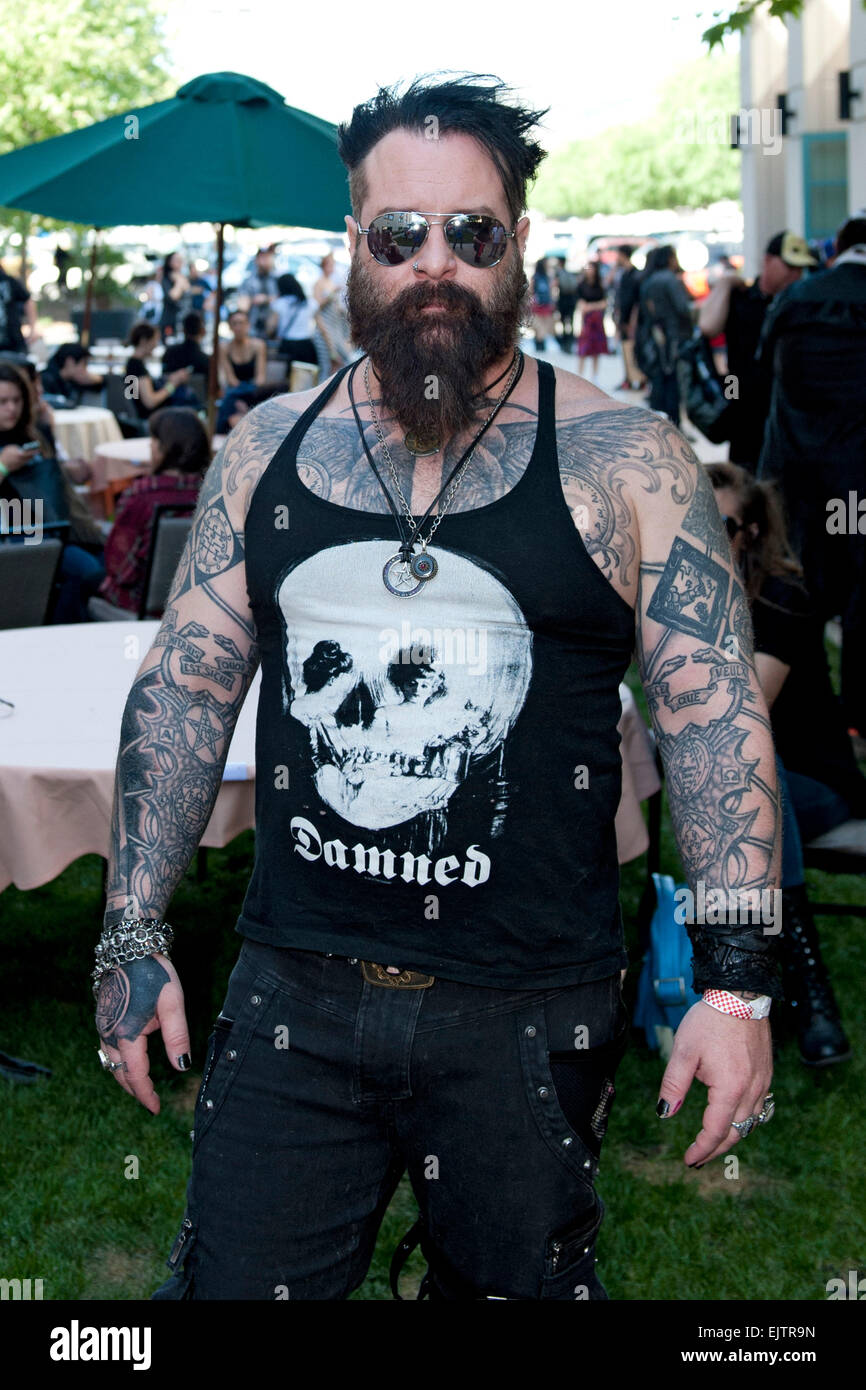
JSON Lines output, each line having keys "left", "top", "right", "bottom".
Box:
{"left": 346, "top": 251, "right": 529, "bottom": 442}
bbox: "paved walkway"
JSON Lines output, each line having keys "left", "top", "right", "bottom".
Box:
{"left": 522, "top": 327, "right": 728, "bottom": 465}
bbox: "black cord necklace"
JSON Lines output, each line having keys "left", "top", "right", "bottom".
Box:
{"left": 348, "top": 349, "right": 525, "bottom": 597}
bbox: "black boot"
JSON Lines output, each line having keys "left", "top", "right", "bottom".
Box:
{"left": 779, "top": 886, "right": 852, "bottom": 1067}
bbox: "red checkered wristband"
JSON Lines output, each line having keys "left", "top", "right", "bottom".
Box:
{"left": 702, "top": 989, "right": 772, "bottom": 1020}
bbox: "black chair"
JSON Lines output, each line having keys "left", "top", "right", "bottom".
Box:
{"left": 103, "top": 371, "right": 149, "bottom": 439}
{"left": 88, "top": 506, "right": 194, "bottom": 622}
{"left": 0, "top": 537, "right": 64, "bottom": 628}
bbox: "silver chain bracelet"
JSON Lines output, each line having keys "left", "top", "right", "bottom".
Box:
{"left": 92, "top": 919, "right": 175, "bottom": 997}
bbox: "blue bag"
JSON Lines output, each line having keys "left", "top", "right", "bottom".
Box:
{"left": 633, "top": 872, "right": 702, "bottom": 1054}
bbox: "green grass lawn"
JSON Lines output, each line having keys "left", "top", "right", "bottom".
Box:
{"left": 2, "top": 660, "right": 864, "bottom": 1302}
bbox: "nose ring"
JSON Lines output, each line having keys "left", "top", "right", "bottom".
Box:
{"left": 413, "top": 260, "right": 421, "bottom": 272}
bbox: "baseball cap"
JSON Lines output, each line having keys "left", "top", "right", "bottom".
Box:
{"left": 765, "top": 231, "right": 818, "bottom": 267}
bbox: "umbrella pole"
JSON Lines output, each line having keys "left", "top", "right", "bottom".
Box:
{"left": 208, "top": 222, "right": 225, "bottom": 437}
{"left": 82, "top": 227, "right": 101, "bottom": 349}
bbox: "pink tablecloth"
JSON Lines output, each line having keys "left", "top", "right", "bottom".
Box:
{"left": 0, "top": 627, "right": 658, "bottom": 893}
{"left": 0, "top": 622, "right": 257, "bottom": 893}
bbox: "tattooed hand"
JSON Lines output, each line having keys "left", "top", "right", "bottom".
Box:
{"left": 95, "top": 953, "right": 190, "bottom": 1115}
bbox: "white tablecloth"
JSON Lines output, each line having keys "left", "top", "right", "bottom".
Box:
{"left": 90, "top": 433, "right": 227, "bottom": 491}
{"left": 52, "top": 407, "right": 122, "bottom": 463}
{"left": 0, "top": 622, "right": 258, "bottom": 892}
{"left": 0, "top": 627, "right": 658, "bottom": 893}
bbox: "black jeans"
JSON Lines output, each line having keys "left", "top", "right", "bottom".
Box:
{"left": 153, "top": 939, "right": 629, "bottom": 1301}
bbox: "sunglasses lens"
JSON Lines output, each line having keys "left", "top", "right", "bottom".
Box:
{"left": 367, "top": 213, "right": 427, "bottom": 265}
{"left": 723, "top": 516, "right": 740, "bottom": 539}
{"left": 446, "top": 215, "right": 508, "bottom": 267}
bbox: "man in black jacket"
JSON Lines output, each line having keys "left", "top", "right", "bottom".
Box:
{"left": 757, "top": 216, "right": 866, "bottom": 738}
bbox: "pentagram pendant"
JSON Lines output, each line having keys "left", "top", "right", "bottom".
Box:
{"left": 383, "top": 553, "right": 426, "bottom": 597}
{"left": 404, "top": 430, "right": 441, "bottom": 457}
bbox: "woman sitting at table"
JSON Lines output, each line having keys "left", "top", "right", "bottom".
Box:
{"left": 219, "top": 309, "right": 267, "bottom": 388}
{"left": 0, "top": 360, "right": 105, "bottom": 622}
{"left": 97, "top": 407, "right": 208, "bottom": 614}
{"left": 125, "top": 323, "right": 191, "bottom": 420}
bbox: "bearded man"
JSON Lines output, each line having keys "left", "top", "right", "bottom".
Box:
{"left": 94, "top": 77, "right": 782, "bottom": 1301}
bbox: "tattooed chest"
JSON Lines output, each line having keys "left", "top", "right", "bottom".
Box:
{"left": 294, "top": 418, "right": 536, "bottom": 516}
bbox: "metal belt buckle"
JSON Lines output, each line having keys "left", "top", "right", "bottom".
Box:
{"left": 361, "top": 960, "right": 435, "bottom": 990}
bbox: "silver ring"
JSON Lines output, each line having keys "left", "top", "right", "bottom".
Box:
{"left": 730, "top": 1114, "right": 759, "bottom": 1137}
{"left": 97, "top": 1047, "right": 124, "bottom": 1072}
{"left": 757, "top": 1093, "right": 775, "bottom": 1125}
{"left": 413, "top": 260, "right": 421, "bottom": 272}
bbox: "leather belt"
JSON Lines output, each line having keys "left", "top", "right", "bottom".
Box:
{"left": 361, "top": 960, "right": 435, "bottom": 990}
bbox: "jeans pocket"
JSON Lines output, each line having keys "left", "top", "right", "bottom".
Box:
{"left": 192, "top": 972, "right": 275, "bottom": 1152}
{"left": 540, "top": 1194, "right": 607, "bottom": 1300}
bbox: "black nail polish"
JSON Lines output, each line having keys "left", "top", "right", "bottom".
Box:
{"left": 688, "top": 1162, "right": 706, "bottom": 1169}
{"left": 177, "top": 1053, "right": 191, "bottom": 1071}
{"left": 656, "top": 1099, "right": 670, "bottom": 1117}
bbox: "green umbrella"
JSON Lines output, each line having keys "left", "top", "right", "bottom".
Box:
{"left": 0, "top": 72, "right": 350, "bottom": 420}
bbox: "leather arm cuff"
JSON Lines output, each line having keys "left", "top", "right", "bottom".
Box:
{"left": 687, "top": 924, "right": 784, "bottom": 1002}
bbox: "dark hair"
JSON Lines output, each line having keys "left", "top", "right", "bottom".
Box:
{"left": 581, "top": 259, "right": 601, "bottom": 284}
{"left": 617, "top": 244, "right": 634, "bottom": 259}
{"left": 0, "top": 360, "right": 48, "bottom": 449}
{"left": 337, "top": 74, "right": 548, "bottom": 225}
{"left": 644, "top": 244, "right": 674, "bottom": 276}
{"left": 161, "top": 251, "right": 182, "bottom": 283}
{"left": 149, "top": 407, "right": 211, "bottom": 478}
{"left": 128, "top": 321, "right": 159, "bottom": 350}
{"left": 705, "top": 461, "right": 803, "bottom": 601}
{"left": 836, "top": 217, "right": 866, "bottom": 255}
{"left": 47, "top": 342, "right": 89, "bottom": 371}
{"left": 534, "top": 257, "right": 549, "bottom": 276}
{"left": 276, "top": 273, "right": 305, "bottom": 301}
{"left": 182, "top": 311, "right": 204, "bottom": 338}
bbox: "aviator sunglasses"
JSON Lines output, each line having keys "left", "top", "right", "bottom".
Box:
{"left": 358, "top": 211, "right": 516, "bottom": 268}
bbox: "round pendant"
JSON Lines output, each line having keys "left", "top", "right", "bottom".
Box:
{"left": 383, "top": 554, "right": 426, "bottom": 597}
{"left": 403, "top": 430, "right": 441, "bottom": 457}
{"left": 409, "top": 550, "right": 438, "bottom": 581}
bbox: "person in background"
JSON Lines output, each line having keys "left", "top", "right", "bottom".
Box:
{"left": 698, "top": 231, "right": 816, "bottom": 467}
{"left": 551, "top": 253, "right": 579, "bottom": 352}
{"left": 159, "top": 252, "right": 191, "bottom": 343}
{"left": 40, "top": 344, "right": 104, "bottom": 402}
{"left": 709, "top": 460, "right": 861, "bottom": 1066}
{"left": 0, "top": 360, "right": 105, "bottom": 621}
{"left": 97, "top": 408, "right": 208, "bottom": 615}
{"left": 613, "top": 244, "right": 645, "bottom": 391}
{"left": 187, "top": 261, "right": 215, "bottom": 318}
{"left": 756, "top": 215, "right": 866, "bottom": 745}
{"left": 314, "top": 252, "right": 353, "bottom": 370}
{"left": 140, "top": 263, "right": 164, "bottom": 327}
{"left": 529, "top": 256, "right": 554, "bottom": 350}
{"left": 0, "top": 261, "right": 40, "bottom": 354}
{"left": 163, "top": 312, "right": 211, "bottom": 380}
{"left": 637, "top": 244, "right": 695, "bottom": 425}
{"left": 54, "top": 244, "right": 72, "bottom": 293}
{"left": 268, "top": 273, "right": 320, "bottom": 371}
{"left": 240, "top": 247, "right": 279, "bottom": 339}
{"left": 575, "top": 259, "right": 609, "bottom": 380}
{"left": 125, "top": 323, "right": 190, "bottom": 420}
{"left": 217, "top": 309, "right": 268, "bottom": 431}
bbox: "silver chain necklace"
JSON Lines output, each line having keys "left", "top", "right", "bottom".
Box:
{"left": 362, "top": 352, "right": 523, "bottom": 597}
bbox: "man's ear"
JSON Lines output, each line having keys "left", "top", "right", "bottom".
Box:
{"left": 515, "top": 215, "right": 530, "bottom": 258}
{"left": 346, "top": 215, "right": 359, "bottom": 258}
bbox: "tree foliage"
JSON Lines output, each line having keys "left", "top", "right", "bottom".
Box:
{"left": 0, "top": 0, "right": 173, "bottom": 155}
{"left": 703, "top": 0, "right": 864, "bottom": 50}
{"left": 531, "top": 53, "right": 741, "bottom": 218}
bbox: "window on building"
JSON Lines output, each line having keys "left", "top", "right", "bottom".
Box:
{"left": 802, "top": 133, "right": 849, "bottom": 241}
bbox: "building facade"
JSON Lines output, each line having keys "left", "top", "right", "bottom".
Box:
{"left": 740, "top": 0, "right": 865, "bottom": 276}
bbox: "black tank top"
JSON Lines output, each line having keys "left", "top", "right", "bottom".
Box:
{"left": 229, "top": 349, "right": 256, "bottom": 382}
{"left": 238, "top": 359, "right": 635, "bottom": 988}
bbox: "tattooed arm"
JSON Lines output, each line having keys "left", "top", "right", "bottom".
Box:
{"left": 557, "top": 403, "right": 778, "bottom": 1167}
{"left": 96, "top": 395, "right": 301, "bottom": 1112}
